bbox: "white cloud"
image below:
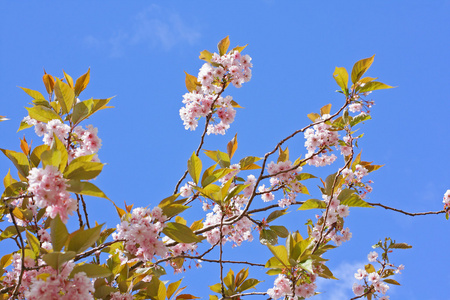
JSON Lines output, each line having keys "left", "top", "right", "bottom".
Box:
{"left": 314, "top": 261, "right": 365, "bottom": 300}
{"left": 83, "top": 4, "right": 201, "bottom": 57}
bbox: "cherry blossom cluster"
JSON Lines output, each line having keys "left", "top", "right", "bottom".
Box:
{"left": 27, "top": 165, "right": 77, "bottom": 223}
{"left": 162, "top": 237, "right": 199, "bottom": 273}
{"left": 352, "top": 251, "right": 404, "bottom": 299}
{"left": 69, "top": 124, "right": 102, "bottom": 162}
{"left": 22, "top": 117, "right": 102, "bottom": 162}
{"left": 342, "top": 165, "right": 373, "bottom": 199}
{"left": 180, "top": 50, "right": 252, "bottom": 135}
{"left": 311, "top": 192, "right": 352, "bottom": 246}
{"left": 23, "top": 117, "right": 70, "bottom": 146}
{"left": 3, "top": 254, "right": 94, "bottom": 299}
{"left": 113, "top": 207, "right": 168, "bottom": 262}
{"left": 443, "top": 190, "right": 450, "bottom": 214}
{"left": 304, "top": 115, "right": 339, "bottom": 167}
{"left": 263, "top": 160, "right": 305, "bottom": 207}
{"left": 202, "top": 202, "right": 253, "bottom": 246}
{"left": 267, "top": 273, "right": 317, "bottom": 299}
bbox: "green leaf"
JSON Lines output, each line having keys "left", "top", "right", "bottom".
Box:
{"left": 147, "top": 277, "right": 167, "bottom": 300}
{"left": 202, "top": 168, "right": 232, "bottom": 188}
{"left": 163, "top": 222, "right": 203, "bottom": 243}
{"left": 72, "top": 98, "right": 114, "bottom": 125}
{"left": 351, "top": 55, "right": 375, "bottom": 84}
{"left": 318, "top": 263, "right": 338, "bottom": 280}
{"left": 384, "top": 278, "right": 400, "bottom": 285}
{"left": 52, "top": 134, "right": 69, "bottom": 172}
{"left": 26, "top": 105, "right": 62, "bottom": 123}
{"left": 389, "top": 243, "right": 412, "bottom": 249}
{"left": 365, "top": 263, "right": 376, "bottom": 274}
{"left": 42, "top": 251, "right": 76, "bottom": 270}
{"left": 17, "top": 120, "right": 33, "bottom": 132}
{"left": 296, "top": 173, "right": 317, "bottom": 181}
{"left": 0, "top": 225, "right": 25, "bottom": 240}
{"left": 267, "top": 244, "right": 289, "bottom": 267}
{"left": 74, "top": 68, "right": 90, "bottom": 96}
{"left": 41, "top": 148, "right": 61, "bottom": 169}
{"left": 259, "top": 229, "right": 278, "bottom": 245}
{"left": 270, "top": 225, "right": 289, "bottom": 238}
{"left": 358, "top": 81, "right": 393, "bottom": 93}
{"left": 50, "top": 214, "right": 69, "bottom": 252}
{"left": 0, "top": 149, "right": 29, "bottom": 178}
{"left": 199, "top": 50, "right": 213, "bottom": 62}
{"left": 266, "top": 209, "right": 287, "bottom": 223}
{"left": 223, "top": 184, "right": 249, "bottom": 202}
{"left": 227, "top": 134, "right": 238, "bottom": 159}
{"left": 298, "top": 199, "right": 326, "bottom": 210}
{"left": 19, "top": 87, "right": 46, "bottom": 101}
{"left": 307, "top": 112, "right": 320, "bottom": 122}
{"left": 320, "top": 103, "right": 332, "bottom": 116}
{"left": 167, "top": 279, "right": 183, "bottom": 299}
{"left": 54, "top": 79, "right": 75, "bottom": 115}
{"left": 232, "top": 45, "right": 247, "bottom": 53}
{"left": 64, "top": 160, "right": 104, "bottom": 180}
{"left": 161, "top": 204, "right": 189, "bottom": 218}
{"left": 67, "top": 224, "right": 103, "bottom": 254}
{"left": 184, "top": 71, "right": 200, "bottom": 92}
{"left": 209, "top": 283, "right": 221, "bottom": 293}
{"left": 3, "top": 169, "right": 16, "bottom": 189}
{"left": 187, "top": 152, "right": 202, "bottom": 185}
{"left": 239, "top": 156, "right": 261, "bottom": 170}
{"left": 333, "top": 67, "right": 349, "bottom": 94}
{"left": 66, "top": 180, "right": 109, "bottom": 200}
{"left": 238, "top": 278, "right": 261, "bottom": 292}
{"left": 26, "top": 230, "right": 41, "bottom": 257}
{"left": 341, "top": 194, "right": 373, "bottom": 208}
{"left": 70, "top": 263, "right": 112, "bottom": 278}
{"left": 217, "top": 36, "right": 230, "bottom": 56}
{"left": 349, "top": 114, "right": 371, "bottom": 127}
{"left": 30, "top": 144, "right": 48, "bottom": 168}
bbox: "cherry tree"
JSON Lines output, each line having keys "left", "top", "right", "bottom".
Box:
{"left": 0, "top": 36, "right": 446, "bottom": 300}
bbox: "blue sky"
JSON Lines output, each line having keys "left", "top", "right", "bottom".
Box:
{"left": 1, "top": 1, "right": 450, "bottom": 299}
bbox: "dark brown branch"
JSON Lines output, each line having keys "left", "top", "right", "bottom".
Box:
{"left": 80, "top": 194, "right": 90, "bottom": 228}
{"left": 367, "top": 202, "right": 445, "bottom": 216}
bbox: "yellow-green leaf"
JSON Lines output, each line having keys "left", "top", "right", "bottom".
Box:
{"left": 1, "top": 149, "right": 30, "bottom": 178}
{"left": 351, "top": 55, "right": 375, "bottom": 84}
{"left": 64, "top": 160, "right": 104, "bottom": 180}
{"left": 19, "top": 87, "right": 46, "bottom": 101}
{"left": 70, "top": 263, "right": 112, "bottom": 278}
{"left": 358, "top": 81, "right": 394, "bottom": 93}
{"left": 187, "top": 152, "right": 202, "bottom": 185}
{"left": 333, "top": 67, "right": 349, "bottom": 94}
{"left": 42, "top": 251, "right": 76, "bottom": 270}
{"left": 320, "top": 104, "right": 332, "bottom": 116}
{"left": 55, "top": 79, "right": 75, "bottom": 115}
{"left": 26, "top": 106, "right": 62, "bottom": 123}
{"left": 184, "top": 71, "right": 200, "bottom": 93}
{"left": 67, "top": 224, "right": 103, "bottom": 254}
{"left": 199, "top": 50, "right": 213, "bottom": 62}
{"left": 74, "top": 68, "right": 90, "bottom": 96}
{"left": 217, "top": 36, "right": 230, "bottom": 56}
{"left": 307, "top": 112, "right": 320, "bottom": 122}
{"left": 51, "top": 214, "right": 69, "bottom": 252}
{"left": 298, "top": 199, "right": 326, "bottom": 210}
{"left": 162, "top": 222, "right": 203, "bottom": 243}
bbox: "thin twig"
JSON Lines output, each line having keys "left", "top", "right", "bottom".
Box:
{"left": 367, "top": 202, "right": 445, "bottom": 216}
{"left": 80, "top": 194, "right": 90, "bottom": 228}
{"left": 8, "top": 205, "right": 26, "bottom": 299}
